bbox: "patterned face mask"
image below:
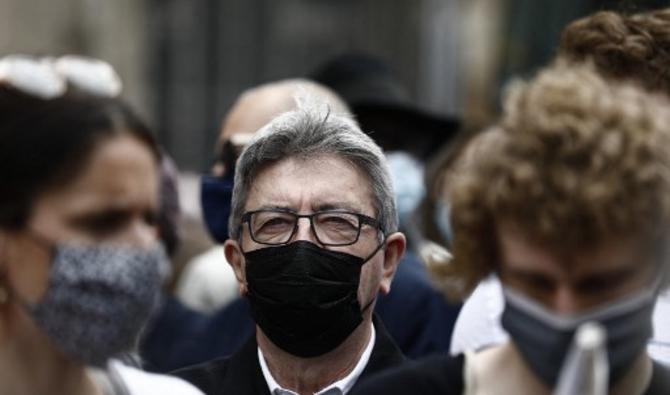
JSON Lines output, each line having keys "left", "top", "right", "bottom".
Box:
{"left": 25, "top": 242, "right": 169, "bottom": 367}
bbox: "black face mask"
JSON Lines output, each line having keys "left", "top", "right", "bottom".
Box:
{"left": 243, "top": 240, "right": 379, "bottom": 358}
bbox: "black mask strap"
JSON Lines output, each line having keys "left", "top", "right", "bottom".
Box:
{"left": 360, "top": 237, "right": 391, "bottom": 315}
{"left": 26, "top": 229, "right": 57, "bottom": 257}
{"left": 362, "top": 238, "right": 387, "bottom": 263}
{"left": 359, "top": 239, "right": 388, "bottom": 315}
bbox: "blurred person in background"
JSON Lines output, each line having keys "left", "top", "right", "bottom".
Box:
{"left": 353, "top": 61, "right": 670, "bottom": 394}
{"left": 0, "top": 55, "right": 203, "bottom": 394}
{"left": 156, "top": 152, "right": 182, "bottom": 268}
{"left": 450, "top": 7, "right": 670, "bottom": 365}
{"left": 417, "top": 130, "right": 513, "bottom": 358}
{"left": 559, "top": 5, "right": 670, "bottom": 367}
{"left": 311, "top": 53, "right": 461, "bottom": 245}
{"left": 139, "top": 149, "right": 215, "bottom": 373}
{"left": 175, "top": 96, "right": 407, "bottom": 395}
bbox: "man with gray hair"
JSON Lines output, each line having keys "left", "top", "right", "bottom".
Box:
{"left": 175, "top": 98, "right": 407, "bottom": 395}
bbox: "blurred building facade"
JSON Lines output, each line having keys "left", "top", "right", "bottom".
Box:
{"left": 1, "top": 0, "right": 666, "bottom": 170}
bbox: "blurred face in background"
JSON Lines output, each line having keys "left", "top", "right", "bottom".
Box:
{"left": 496, "top": 221, "right": 656, "bottom": 314}
{"left": 3, "top": 133, "right": 159, "bottom": 304}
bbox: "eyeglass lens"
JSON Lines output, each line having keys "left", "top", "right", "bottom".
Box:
{"left": 249, "top": 211, "right": 362, "bottom": 245}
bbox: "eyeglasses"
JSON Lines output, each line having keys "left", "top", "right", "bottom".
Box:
{"left": 240, "top": 209, "right": 383, "bottom": 246}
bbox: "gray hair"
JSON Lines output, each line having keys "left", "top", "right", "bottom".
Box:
{"left": 229, "top": 97, "right": 398, "bottom": 238}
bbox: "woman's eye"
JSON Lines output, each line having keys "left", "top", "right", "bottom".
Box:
{"left": 71, "top": 209, "right": 141, "bottom": 236}
{"left": 81, "top": 213, "right": 127, "bottom": 234}
{"left": 143, "top": 210, "right": 158, "bottom": 226}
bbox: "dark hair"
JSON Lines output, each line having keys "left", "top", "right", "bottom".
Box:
{"left": 0, "top": 87, "right": 159, "bottom": 229}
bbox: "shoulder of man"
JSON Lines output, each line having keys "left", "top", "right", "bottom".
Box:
{"left": 351, "top": 354, "right": 465, "bottom": 395}
{"left": 645, "top": 360, "right": 670, "bottom": 395}
{"left": 171, "top": 335, "right": 270, "bottom": 395}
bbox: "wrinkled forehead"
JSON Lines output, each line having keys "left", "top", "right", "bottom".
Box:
{"left": 245, "top": 154, "right": 377, "bottom": 214}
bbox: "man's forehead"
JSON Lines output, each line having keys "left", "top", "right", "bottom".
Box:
{"left": 497, "top": 220, "right": 646, "bottom": 277}
{"left": 244, "top": 155, "right": 376, "bottom": 214}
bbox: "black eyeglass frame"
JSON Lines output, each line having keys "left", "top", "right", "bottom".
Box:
{"left": 239, "top": 209, "right": 384, "bottom": 247}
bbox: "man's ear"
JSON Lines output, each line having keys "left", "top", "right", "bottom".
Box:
{"left": 378, "top": 232, "right": 406, "bottom": 295}
{"left": 224, "top": 239, "right": 248, "bottom": 296}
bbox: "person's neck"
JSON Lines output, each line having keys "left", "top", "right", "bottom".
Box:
{"left": 0, "top": 303, "right": 100, "bottom": 395}
{"left": 609, "top": 351, "right": 652, "bottom": 395}
{"left": 257, "top": 316, "right": 373, "bottom": 395}
{"left": 495, "top": 343, "right": 652, "bottom": 395}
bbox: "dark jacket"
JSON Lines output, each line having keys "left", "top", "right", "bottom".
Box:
{"left": 349, "top": 354, "right": 670, "bottom": 395}
{"left": 173, "top": 316, "right": 405, "bottom": 395}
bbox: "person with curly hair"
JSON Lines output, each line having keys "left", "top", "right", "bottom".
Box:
{"left": 352, "top": 62, "right": 670, "bottom": 394}
{"left": 450, "top": 7, "right": 670, "bottom": 366}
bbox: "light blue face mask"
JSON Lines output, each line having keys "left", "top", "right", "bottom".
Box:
{"left": 434, "top": 199, "right": 453, "bottom": 245}
{"left": 501, "top": 283, "right": 658, "bottom": 388}
{"left": 386, "top": 151, "right": 425, "bottom": 226}
{"left": 25, "top": 242, "right": 169, "bottom": 367}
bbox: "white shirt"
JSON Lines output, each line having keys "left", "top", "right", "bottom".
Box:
{"left": 450, "top": 275, "right": 508, "bottom": 355}
{"left": 649, "top": 290, "right": 670, "bottom": 365}
{"left": 92, "top": 360, "right": 204, "bottom": 395}
{"left": 258, "top": 324, "right": 376, "bottom": 395}
{"left": 175, "top": 246, "right": 239, "bottom": 313}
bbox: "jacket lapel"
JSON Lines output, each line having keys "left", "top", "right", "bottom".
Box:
{"left": 223, "top": 335, "right": 272, "bottom": 395}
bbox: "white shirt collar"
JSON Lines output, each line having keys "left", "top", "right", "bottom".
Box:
{"left": 258, "top": 323, "right": 376, "bottom": 395}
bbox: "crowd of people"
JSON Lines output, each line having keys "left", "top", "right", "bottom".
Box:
{"left": 1, "top": 6, "right": 669, "bottom": 395}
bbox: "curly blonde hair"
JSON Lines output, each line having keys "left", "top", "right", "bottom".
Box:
{"left": 559, "top": 9, "right": 670, "bottom": 95}
{"left": 433, "top": 62, "right": 670, "bottom": 298}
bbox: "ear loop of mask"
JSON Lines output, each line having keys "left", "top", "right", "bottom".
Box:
{"left": 0, "top": 237, "right": 8, "bottom": 304}
{"left": 3, "top": 230, "right": 59, "bottom": 309}
{"left": 358, "top": 235, "right": 389, "bottom": 315}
